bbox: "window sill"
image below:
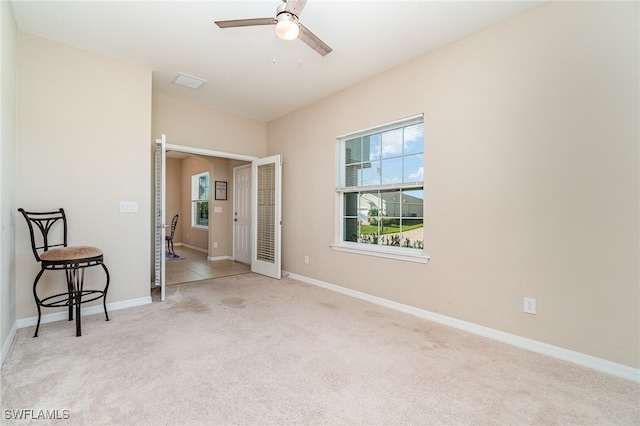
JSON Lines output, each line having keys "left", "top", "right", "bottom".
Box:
{"left": 330, "top": 243, "right": 429, "bottom": 264}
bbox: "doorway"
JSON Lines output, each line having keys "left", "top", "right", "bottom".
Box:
{"left": 154, "top": 138, "right": 282, "bottom": 298}
{"left": 163, "top": 146, "right": 253, "bottom": 286}
{"left": 164, "top": 153, "right": 250, "bottom": 280}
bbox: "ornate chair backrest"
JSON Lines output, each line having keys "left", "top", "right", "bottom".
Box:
{"left": 18, "top": 208, "right": 68, "bottom": 262}
{"left": 169, "top": 214, "right": 179, "bottom": 238}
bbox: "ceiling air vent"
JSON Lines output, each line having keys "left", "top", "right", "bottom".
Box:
{"left": 172, "top": 72, "right": 207, "bottom": 90}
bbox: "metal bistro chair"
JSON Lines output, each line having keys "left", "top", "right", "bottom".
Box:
{"left": 166, "top": 214, "right": 179, "bottom": 256}
{"left": 18, "top": 208, "right": 110, "bottom": 337}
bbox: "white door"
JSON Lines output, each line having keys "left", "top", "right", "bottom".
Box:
{"left": 233, "top": 165, "right": 252, "bottom": 264}
{"left": 154, "top": 135, "right": 167, "bottom": 301}
{"left": 251, "top": 155, "right": 282, "bottom": 279}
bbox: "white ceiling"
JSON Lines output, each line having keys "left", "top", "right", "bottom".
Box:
{"left": 10, "top": 0, "right": 545, "bottom": 122}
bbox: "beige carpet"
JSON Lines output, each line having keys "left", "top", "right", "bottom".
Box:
{"left": 2, "top": 273, "right": 638, "bottom": 425}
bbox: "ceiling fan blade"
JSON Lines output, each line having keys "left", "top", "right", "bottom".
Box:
{"left": 285, "top": 0, "right": 307, "bottom": 17}
{"left": 215, "top": 17, "right": 275, "bottom": 28}
{"left": 299, "top": 24, "right": 332, "bottom": 56}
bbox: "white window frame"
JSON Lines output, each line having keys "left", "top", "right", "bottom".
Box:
{"left": 191, "top": 171, "right": 210, "bottom": 229}
{"left": 331, "top": 114, "right": 429, "bottom": 264}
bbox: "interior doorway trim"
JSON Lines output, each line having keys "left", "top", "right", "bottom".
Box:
{"left": 166, "top": 143, "right": 257, "bottom": 163}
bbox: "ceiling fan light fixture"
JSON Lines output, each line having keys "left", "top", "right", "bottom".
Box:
{"left": 275, "top": 12, "right": 299, "bottom": 40}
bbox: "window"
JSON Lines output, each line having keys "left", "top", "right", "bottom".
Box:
{"left": 333, "top": 115, "right": 426, "bottom": 262}
{"left": 192, "top": 172, "right": 209, "bottom": 228}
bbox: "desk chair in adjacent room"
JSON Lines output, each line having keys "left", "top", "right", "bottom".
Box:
{"left": 18, "top": 208, "right": 110, "bottom": 337}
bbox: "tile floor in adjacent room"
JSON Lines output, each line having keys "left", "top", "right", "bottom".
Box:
{"left": 165, "top": 246, "right": 250, "bottom": 285}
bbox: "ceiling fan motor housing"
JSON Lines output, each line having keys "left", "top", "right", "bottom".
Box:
{"left": 277, "top": 11, "right": 299, "bottom": 22}
{"left": 275, "top": 9, "right": 300, "bottom": 40}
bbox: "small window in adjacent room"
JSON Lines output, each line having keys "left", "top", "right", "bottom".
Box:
{"left": 192, "top": 172, "right": 209, "bottom": 228}
{"left": 332, "top": 114, "right": 427, "bottom": 263}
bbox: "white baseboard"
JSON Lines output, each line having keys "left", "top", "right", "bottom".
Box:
{"left": 177, "top": 243, "right": 230, "bottom": 261}
{"left": 284, "top": 270, "right": 640, "bottom": 383}
{"left": 14, "top": 296, "right": 152, "bottom": 329}
{"left": 208, "top": 255, "right": 232, "bottom": 261}
{"left": 1, "top": 321, "right": 18, "bottom": 365}
{"left": 178, "top": 243, "right": 207, "bottom": 253}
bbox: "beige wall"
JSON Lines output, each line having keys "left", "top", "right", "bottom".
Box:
{"left": 152, "top": 93, "right": 267, "bottom": 158}
{"left": 166, "top": 157, "right": 182, "bottom": 246}
{"left": 268, "top": 2, "right": 639, "bottom": 368}
{"left": 15, "top": 33, "right": 153, "bottom": 317}
{"left": 209, "top": 157, "right": 232, "bottom": 258}
{"left": 179, "top": 156, "right": 212, "bottom": 251}
{"left": 1, "top": 0, "right": 17, "bottom": 354}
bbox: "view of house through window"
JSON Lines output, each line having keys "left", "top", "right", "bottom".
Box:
{"left": 337, "top": 115, "right": 424, "bottom": 254}
{"left": 192, "top": 171, "right": 209, "bottom": 228}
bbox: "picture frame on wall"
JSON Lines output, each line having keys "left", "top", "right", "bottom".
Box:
{"left": 215, "top": 181, "right": 227, "bottom": 200}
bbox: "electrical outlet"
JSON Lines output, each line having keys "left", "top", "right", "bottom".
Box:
{"left": 213, "top": 242, "right": 218, "bottom": 248}
{"left": 524, "top": 297, "right": 536, "bottom": 315}
{"left": 304, "top": 255, "right": 309, "bottom": 265}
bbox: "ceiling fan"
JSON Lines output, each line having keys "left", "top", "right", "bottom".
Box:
{"left": 214, "top": 0, "right": 332, "bottom": 57}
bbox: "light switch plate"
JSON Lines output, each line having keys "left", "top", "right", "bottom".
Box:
{"left": 119, "top": 201, "right": 138, "bottom": 213}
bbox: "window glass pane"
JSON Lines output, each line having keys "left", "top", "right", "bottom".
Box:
{"left": 378, "top": 201, "right": 402, "bottom": 247}
{"left": 345, "top": 164, "right": 359, "bottom": 187}
{"left": 360, "top": 191, "right": 380, "bottom": 218}
{"left": 343, "top": 218, "right": 359, "bottom": 242}
{"left": 379, "top": 189, "right": 400, "bottom": 218}
{"left": 404, "top": 123, "right": 424, "bottom": 156}
{"left": 381, "top": 128, "right": 403, "bottom": 158}
{"left": 344, "top": 192, "right": 358, "bottom": 217}
{"left": 367, "top": 134, "right": 381, "bottom": 161}
{"left": 345, "top": 137, "right": 362, "bottom": 164}
{"left": 399, "top": 185, "right": 423, "bottom": 249}
{"left": 192, "top": 172, "right": 210, "bottom": 228}
{"left": 402, "top": 189, "right": 424, "bottom": 218}
{"left": 403, "top": 154, "right": 424, "bottom": 183}
{"left": 359, "top": 191, "right": 379, "bottom": 229}
{"left": 357, "top": 191, "right": 379, "bottom": 245}
{"left": 399, "top": 221, "right": 423, "bottom": 248}
{"left": 196, "top": 201, "right": 209, "bottom": 226}
{"left": 381, "top": 157, "right": 402, "bottom": 184}
{"left": 361, "top": 160, "right": 381, "bottom": 186}
{"left": 198, "top": 175, "right": 209, "bottom": 200}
